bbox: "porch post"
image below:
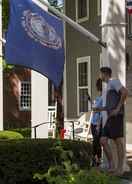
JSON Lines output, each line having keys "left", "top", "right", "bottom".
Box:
{"left": 101, "top": 0, "right": 128, "bottom": 170}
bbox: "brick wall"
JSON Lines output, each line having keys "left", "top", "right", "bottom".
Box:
{"left": 3, "top": 67, "right": 31, "bottom": 129}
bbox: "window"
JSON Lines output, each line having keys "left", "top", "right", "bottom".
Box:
{"left": 77, "top": 56, "right": 91, "bottom": 115}
{"left": 48, "top": 81, "right": 55, "bottom": 106}
{"left": 76, "top": 0, "right": 89, "bottom": 23}
{"left": 97, "top": 0, "right": 101, "bottom": 16}
{"left": 127, "top": 12, "right": 132, "bottom": 37}
{"left": 19, "top": 81, "right": 31, "bottom": 111}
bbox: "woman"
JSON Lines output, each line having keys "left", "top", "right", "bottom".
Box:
{"left": 90, "top": 78, "right": 103, "bottom": 167}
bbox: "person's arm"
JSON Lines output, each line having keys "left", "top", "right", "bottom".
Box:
{"left": 92, "top": 106, "right": 106, "bottom": 112}
{"left": 110, "top": 86, "right": 128, "bottom": 116}
{"left": 117, "top": 87, "right": 128, "bottom": 110}
{"left": 92, "top": 96, "right": 106, "bottom": 112}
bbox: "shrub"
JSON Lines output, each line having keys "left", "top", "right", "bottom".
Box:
{"left": 34, "top": 140, "right": 120, "bottom": 184}
{"left": 0, "top": 139, "right": 92, "bottom": 184}
{"left": 0, "top": 130, "right": 24, "bottom": 140}
{"left": 35, "top": 169, "right": 120, "bottom": 184}
{"left": 11, "top": 128, "right": 31, "bottom": 138}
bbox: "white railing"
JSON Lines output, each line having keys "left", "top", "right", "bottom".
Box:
{"left": 64, "top": 112, "right": 92, "bottom": 141}
{"left": 48, "top": 106, "right": 56, "bottom": 138}
{"left": 48, "top": 106, "right": 56, "bottom": 123}
{"left": 47, "top": 107, "right": 92, "bottom": 141}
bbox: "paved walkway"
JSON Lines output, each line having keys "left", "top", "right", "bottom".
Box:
{"left": 126, "top": 150, "right": 132, "bottom": 174}
{"left": 120, "top": 150, "right": 132, "bottom": 183}
{"left": 121, "top": 180, "right": 132, "bottom": 184}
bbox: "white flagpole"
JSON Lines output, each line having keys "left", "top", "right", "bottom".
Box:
{"left": 35, "top": 0, "right": 106, "bottom": 48}
{"left": 0, "top": 0, "right": 3, "bottom": 130}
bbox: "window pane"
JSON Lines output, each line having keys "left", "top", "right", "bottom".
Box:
{"left": 20, "top": 82, "right": 31, "bottom": 110}
{"left": 79, "top": 88, "right": 89, "bottom": 113}
{"left": 48, "top": 81, "right": 55, "bottom": 106}
{"left": 97, "top": 0, "right": 101, "bottom": 15}
{"left": 78, "top": 62, "right": 88, "bottom": 86}
{"left": 78, "top": 0, "right": 87, "bottom": 19}
{"left": 127, "top": 12, "right": 132, "bottom": 36}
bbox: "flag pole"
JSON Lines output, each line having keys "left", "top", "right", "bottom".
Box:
{"left": 0, "top": 0, "right": 3, "bottom": 130}
{"left": 36, "top": 0, "right": 107, "bottom": 48}
{"left": 55, "top": 80, "right": 64, "bottom": 139}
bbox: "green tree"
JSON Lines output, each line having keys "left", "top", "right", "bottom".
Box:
{"left": 48, "top": 0, "right": 63, "bottom": 12}
{"left": 2, "top": 0, "right": 9, "bottom": 31}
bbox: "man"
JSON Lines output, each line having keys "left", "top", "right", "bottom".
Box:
{"left": 93, "top": 67, "right": 128, "bottom": 176}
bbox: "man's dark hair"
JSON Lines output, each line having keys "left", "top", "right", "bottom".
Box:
{"left": 100, "top": 67, "right": 112, "bottom": 77}
{"left": 96, "top": 78, "right": 102, "bottom": 92}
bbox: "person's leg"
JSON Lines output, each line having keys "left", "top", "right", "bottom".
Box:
{"left": 110, "top": 115, "right": 124, "bottom": 175}
{"left": 95, "top": 133, "right": 102, "bottom": 163}
{"left": 114, "top": 137, "right": 125, "bottom": 175}
{"left": 96, "top": 139, "right": 102, "bottom": 166}
{"left": 100, "top": 137, "right": 115, "bottom": 171}
{"left": 91, "top": 125, "right": 98, "bottom": 166}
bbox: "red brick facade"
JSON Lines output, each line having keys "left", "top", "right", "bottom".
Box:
{"left": 3, "top": 67, "right": 31, "bottom": 129}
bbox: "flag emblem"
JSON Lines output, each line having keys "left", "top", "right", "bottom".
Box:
{"left": 22, "top": 10, "right": 63, "bottom": 50}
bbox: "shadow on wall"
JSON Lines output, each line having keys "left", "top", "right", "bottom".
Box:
{"left": 103, "top": 0, "right": 125, "bottom": 80}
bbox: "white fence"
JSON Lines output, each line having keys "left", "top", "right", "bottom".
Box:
{"left": 48, "top": 106, "right": 56, "bottom": 126}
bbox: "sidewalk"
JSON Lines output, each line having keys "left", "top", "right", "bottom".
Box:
{"left": 121, "top": 180, "right": 132, "bottom": 184}
{"left": 120, "top": 150, "right": 132, "bottom": 183}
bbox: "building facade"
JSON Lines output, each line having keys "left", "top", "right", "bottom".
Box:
{"left": 3, "top": 66, "right": 56, "bottom": 130}
{"left": 3, "top": 67, "right": 31, "bottom": 129}
{"left": 64, "top": 0, "right": 132, "bottom": 144}
{"left": 65, "top": 0, "right": 101, "bottom": 118}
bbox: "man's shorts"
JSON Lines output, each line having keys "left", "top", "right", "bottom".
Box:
{"left": 101, "top": 114, "right": 124, "bottom": 139}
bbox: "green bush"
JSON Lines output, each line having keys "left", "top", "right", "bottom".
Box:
{"left": 35, "top": 168, "right": 120, "bottom": 184}
{"left": 71, "top": 169, "right": 120, "bottom": 184}
{"left": 0, "top": 131, "right": 24, "bottom": 140}
{"left": 11, "top": 128, "right": 31, "bottom": 138}
{"left": 34, "top": 141, "right": 120, "bottom": 184}
{"left": 0, "top": 139, "right": 92, "bottom": 184}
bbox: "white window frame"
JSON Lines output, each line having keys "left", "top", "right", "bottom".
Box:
{"left": 75, "top": 0, "right": 89, "bottom": 23}
{"left": 100, "top": 53, "right": 103, "bottom": 67}
{"left": 19, "top": 81, "right": 31, "bottom": 111}
{"left": 77, "top": 56, "right": 91, "bottom": 116}
{"left": 97, "top": 0, "right": 101, "bottom": 16}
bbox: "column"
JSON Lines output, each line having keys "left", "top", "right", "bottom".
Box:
{"left": 101, "top": 0, "right": 127, "bottom": 170}
{"left": 31, "top": 0, "right": 49, "bottom": 138}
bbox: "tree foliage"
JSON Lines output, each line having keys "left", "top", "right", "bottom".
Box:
{"left": 48, "top": 0, "right": 63, "bottom": 12}
{"left": 2, "top": 0, "right": 9, "bottom": 31}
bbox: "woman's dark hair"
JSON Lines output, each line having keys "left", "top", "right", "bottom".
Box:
{"left": 100, "top": 67, "right": 112, "bottom": 77}
{"left": 96, "top": 78, "right": 102, "bottom": 92}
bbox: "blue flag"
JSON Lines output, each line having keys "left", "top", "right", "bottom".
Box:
{"left": 5, "top": 0, "right": 64, "bottom": 87}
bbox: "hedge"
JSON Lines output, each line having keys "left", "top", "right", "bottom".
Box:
{"left": 10, "top": 128, "right": 31, "bottom": 138}
{"left": 0, "top": 131, "right": 24, "bottom": 140}
{"left": 0, "top": 139, "right": 92, "bottom": 184}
